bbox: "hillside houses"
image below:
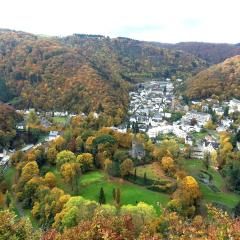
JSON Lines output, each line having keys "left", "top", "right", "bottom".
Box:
{"left": 128, "top": 80, "right": 174, "bottom": 124}
{"left": 181, "top": 110, "right": 211, "bottom": 127}
{"left": 123, "top": 79, "right": 238, "bottom": 160}
{"left": 127, "top": 80, "right": 214, "bottom": 142}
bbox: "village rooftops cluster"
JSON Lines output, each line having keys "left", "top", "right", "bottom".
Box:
{"left": 128, "top": 80, "right": 174, "bottom": 132}
{"left": 114, "top": 78, "right": 240, "bottom": 159}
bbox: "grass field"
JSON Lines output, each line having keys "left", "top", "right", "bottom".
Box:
{"left": 191, "top": 131, "right": 208, "bottom": 139}
{"left": 183, "top": 159, "right": 239, "bottom": 209}
{"left": 52, "top": 116, "right": 68, "bottom": 125}
{"left": 79, "top": 171, "right": 170, "bottom": 214}
{"left": 3, "top": 167, "right": 16, "bottom": 187}
{"left": 199, "top": 184, "right": 239, "bottom": 209}
{"left": 134, "top": 163, "right": 172, "bottom": 182}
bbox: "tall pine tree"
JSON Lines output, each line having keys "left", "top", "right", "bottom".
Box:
{"left": 116, "top": 188, "right": 121, "bottom": 206}
{"left": 99, "top": 187, "right": 106, "bottom": 205}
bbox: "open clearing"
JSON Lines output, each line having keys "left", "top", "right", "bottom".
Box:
{"left": 78, "top": 171, "right": 170, "bottom": 214}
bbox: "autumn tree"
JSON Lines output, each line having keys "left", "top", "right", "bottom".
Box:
{"left": 0, "top": 104, "right": 22, "bottom": 147}
{"left": 54, "top": 196, "right": 98, "bottom": 230}
{"left": 153, "top": 139, "right": 180, "bottom": 160}
{"left": 10, "top": 150, "right": 25, "bottom": 166}
{"left": 76, "top": 153, "right": 93, "bottom": 172}
{"left": 120, "top": 159, "right": 134, "bottom": 178}
{"left": 171, "top": 176, "right": 201, "bottom": 216}
{"left": 20, "top": 161, "right": 39, "bottom": 183}
{"left": 56, "top": 150, "right": 76, "bottom": 167}
{"left": 53, "top": 215, "right": 135, "bottom": 240}
{"left": 104, "top": 158, "right": 114, "bottom": 176}
{"left": 204, "top": 120, "right": 216, "bottom": 130}
{"left": 0, "top": 210, "right": 41, "bottom": 240}
{"left": 54, "top": 136, "right": 67, "bottom": 151}
{"left": 161, "top": 156, "right": 175, "bottom": 175}
{"left": 75, "top": 136, "right": 84, "bottom": 153}
{"left": 85, "top": 136, "right": 95, "bottom": 152}
{"left": 219, "top": 132, "right": 233, "bottom": 167}
{"left": 60, "top": 163, "right": 80, "bottom": 191}
{"left": 120, "top": 202, "right": 157, "bottom": 232}
{"left": 210, "top": 149, "right": 218, "bottom": 167}
{"left": 44, "top": 172, "right": 56, "bottom": 188}
{"left": 113, "top": 131, "right": 132, "bottom": 148}
{"left": 47, "top": 147, "right": 58, "bottom": 165}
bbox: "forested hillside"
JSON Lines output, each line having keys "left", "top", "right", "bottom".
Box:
{"left": 153, "top": 42, "right": 240, "bottom": 65}
{"left": 62, "top": 35, "right": 206, "bottom": 81}
{"left": 186, "top": 55, "right": 240, "bottom": 99}
{"left": 0, "top": 29, "right": 206, "bottom": 119}
{"left": 0, "top": 103, "right": 21, "bottom": 147}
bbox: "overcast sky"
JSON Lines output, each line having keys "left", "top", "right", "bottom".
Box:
{"left": 1, "top": 0, "right": 239, "bottom": 43}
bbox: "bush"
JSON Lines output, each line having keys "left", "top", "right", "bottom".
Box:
{"left": 127, "top": 174, "right": 175, "bottom": 193}
{"left": 147, "top": 183, "right": 177, "bottom": 194}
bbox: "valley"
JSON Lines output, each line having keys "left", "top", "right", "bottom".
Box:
{"left": 0, "top": 30, "right": 239, "bottom": 239}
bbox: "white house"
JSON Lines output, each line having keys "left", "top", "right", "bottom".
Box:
{"left": 0, "top": 149, "right": 7, "bottom": 159}
{"left": 237, "top": 142, "right": 240, "bottom": 151}
{"left": 212, "top": 107, "right": 224, "bottom": 116}
{"left": 147, "top": 125, "right": 173, "bottom": 138}
{"left": 164, "top": 113, "right": 172, "bottom": 118}
{"left": 229, "top": 99, "right": 240, "bottom": 113}
{"left": 0, "top": 155, "right": 10, "bottom": 166}
{"left": 221, "top": 119, "right": 233, "bottom": 128}
{"left": 216, "top": 126, "right": 226, "bottom": 132}
{"left": 47, "top": 131, "right": 60, "bottom": 141}
{"left": 181, "top": 111, "right": 211, "bottom": 127}
{"left": 185, "top": 136, "right": 193, "bottom": 146}
{"left": 173, "top": 126, "right": 187, "bottom": 139}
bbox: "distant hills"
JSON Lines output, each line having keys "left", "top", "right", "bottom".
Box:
{"left": 0, "top": 29, "right": 239, "bottom": 116}
{"left": 0, "top": 29, "right": 206, "bottom": 117}
{"left": 152, "top": 42, "right": 240, "bottom": 65}
{"left": 186, "top": 55, "right": 240, "bottom": 100}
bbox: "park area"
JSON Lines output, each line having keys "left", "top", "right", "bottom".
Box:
{"left": 182, "top": 159, "right": 239, "bottom": 210}
{"left": 78, "top": 171, "right": 170, "bottom": 214}
{"left": 44, "top": 167, "right": 170, "bottom": 214}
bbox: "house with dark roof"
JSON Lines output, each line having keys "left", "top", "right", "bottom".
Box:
{"left": 131, "top": 137, "right": 145, "bottom": 160}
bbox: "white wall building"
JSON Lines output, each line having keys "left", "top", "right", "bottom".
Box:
{"left": 229, "top": 99, "right": 240, "bottom": 113}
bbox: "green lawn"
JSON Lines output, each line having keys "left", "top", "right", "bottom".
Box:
{"left": 79, "top": 171, "right": 105, "bottom": 185}
{"left": 52, "top": 116, "right": 68, "bottom": 125}
{"left": 79, "top": 171, "right": 170, "bottom": 214}
{"left": 191, "top": 131, "right": 208, "bottom": 139}
{"left": 134, "top": 163, "right": 171, "bottom": 182}
{"left": 182, "top": 159, "right": 224, "bottom": 189}
{"left": 4, "top": 167, "right": 16, "bottom": 188}
{"left": 183, "top": 159, "right": 239, "bottom": 209}
{"left": 199, "top": 184, "right": 239, "bottom": 209}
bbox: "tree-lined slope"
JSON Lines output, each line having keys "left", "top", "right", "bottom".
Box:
{"left": 186, "top": 55, "right": 240, "bottom": 99}
{"left": 0, "top": 30, "right": 206, "bottom": 117}
{"left": 153, "top": 42, "right": 240, "bottom": 65}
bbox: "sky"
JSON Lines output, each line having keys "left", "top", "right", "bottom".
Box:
{"left": 0, "top": 0, "right": 240, "bottom": 43}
